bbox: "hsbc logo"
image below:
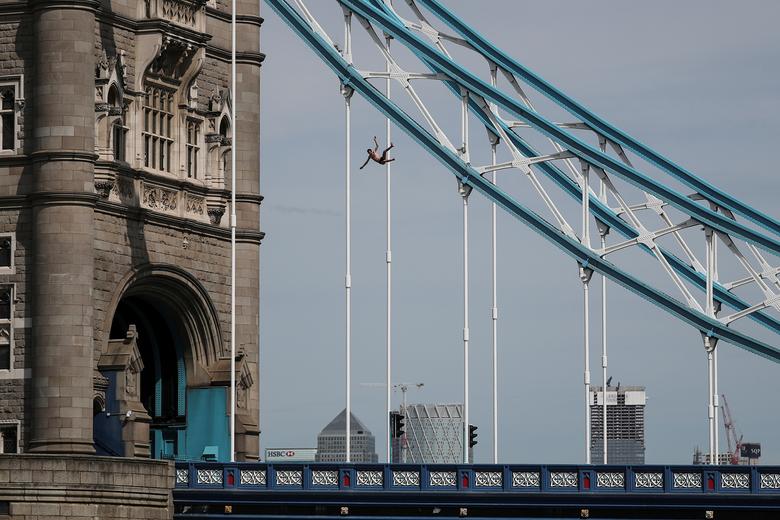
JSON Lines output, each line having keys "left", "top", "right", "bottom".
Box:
{"left": 267, "top": 450, "right": 296, "bottom": 458}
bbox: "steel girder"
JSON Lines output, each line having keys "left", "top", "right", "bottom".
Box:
{"left": 264, "top": 0, "right": 780, "bottom": 361}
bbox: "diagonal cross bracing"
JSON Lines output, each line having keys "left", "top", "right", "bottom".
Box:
{"left": 264, "top": 0, "right": 780, "bottom": 362}
{"left": 414, "top": 0, "right": 780, "bottom": 240}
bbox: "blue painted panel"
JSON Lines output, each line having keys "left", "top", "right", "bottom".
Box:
{"left": 185, "top": 387, "right": 229, "bottom": 462}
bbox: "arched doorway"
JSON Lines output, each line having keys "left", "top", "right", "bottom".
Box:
{"left": 95, "top": 265, "right": 227, "bottom": 461}
{"left": 110, "top": 294, "right": 186, "bottom": 459}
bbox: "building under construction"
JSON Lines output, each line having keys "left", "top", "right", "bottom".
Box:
{"left": 590, "top": 385, "right": 646, "bottom": 464}
{"left": 392, "top": 403, "right": 469, "bottom": 464}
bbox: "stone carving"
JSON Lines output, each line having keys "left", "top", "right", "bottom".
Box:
{"left": 111, "top": 176, "right": 134, "bottom": 201}
{"left": 143, "top": 184, "right": 178, "bottom": 212}
{"left": 149, "top": 36, "right": 196, "bottom": 80}
{"left": 207, "top": 205, "right": 225, "bottom": 225}
{"left": 95, "top": 179, "right": 114, "bottom": 199}
{"left": 236, "top": 384, "right": 247, "bottom": 410}
{"left": 186, "top": 194, "right": 205, "bottom": 215}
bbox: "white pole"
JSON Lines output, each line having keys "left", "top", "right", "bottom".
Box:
{"left": 385, "top": 33, "right": 393, "bottom": 465}
{"left": 580, "top": 162, "right": 591, "bottom": 465}
{"left": 705, "top": 228, "right": 715, "bottom": 464}
{"left": 343, "top": 11, "right": 353, "bottom": 464}
{"left": 712, "top": 234, "right": 719, "bottom": 464}
{"left": 462, "top": 189, "right": 469, "bottom": 464}
{"left": 460, "top": 88, "right": 470, "bottom": 464}
{"left": 229, "top": 0, "right": 237, "bottom": 463}
{"left": 489, "top": 65, "right": 499, "bottom": 465}
{"left": 598, "top": 172, "right": 608, "bottom": 466}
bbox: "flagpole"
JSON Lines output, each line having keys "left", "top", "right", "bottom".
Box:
{"left": 230, "top": 0, "right": 237, "bottom": 463}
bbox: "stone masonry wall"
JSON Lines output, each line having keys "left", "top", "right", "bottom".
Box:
{"left": 93, "top": 210, "right": 233, "bottom": 364}
{"left": 0, "top": 455, "right": 172, "bottom": 520}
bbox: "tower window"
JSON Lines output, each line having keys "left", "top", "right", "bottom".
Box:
{"left": 0, "top": 423, "right": 18, "bottom": 453}
{"left": 142, "top": 85, "right": 174, "bottom": 173}
{"left": 113, "top": 122, "right": 127, "bottom": 162}
{"left": 0, "top": 86, "right": 16, "bottom": 151}
{"left": 0, "top": 285, "right": 11, "bottom": 371}
{"left": 0, "top": 237, "right": 11, "bottom": 269}
{"left": 186, "top": 120, "right": 200, "bottom": 178}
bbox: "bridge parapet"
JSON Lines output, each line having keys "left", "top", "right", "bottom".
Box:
{"left": 175, "top": 461, "right": 780, "bottom": 495}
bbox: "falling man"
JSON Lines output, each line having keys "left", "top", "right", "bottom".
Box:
{"left": 360, "top": 136, "right": 395, "bottom": 170}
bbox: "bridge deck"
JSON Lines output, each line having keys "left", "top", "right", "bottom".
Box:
{"left": 174, "top": 463, "right": 780, "bottom": 519}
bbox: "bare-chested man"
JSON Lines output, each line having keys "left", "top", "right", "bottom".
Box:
{"left": 360, "top": 136, "right": 395, "bottom": 170}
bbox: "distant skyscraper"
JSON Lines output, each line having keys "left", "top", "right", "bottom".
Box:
{"left": 590, "top": 385, "right": 646, "bottom": 464}
{"left": 392, "top": 404, "right": 470, "bottom": 464}
{"left": 316, "top": 409, "right": 378, "bottom": 463}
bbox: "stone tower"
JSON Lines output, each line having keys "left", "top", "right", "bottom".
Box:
{"left": 0, "top": 0, "right": 263, "bottom": 515}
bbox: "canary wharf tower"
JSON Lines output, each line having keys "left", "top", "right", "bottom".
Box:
{"left": 0, "top": 0, "right": 262, "bottom": 516}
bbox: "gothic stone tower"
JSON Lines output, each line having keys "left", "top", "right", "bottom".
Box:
{"left": 0, "top": 0, "right": 263, "bottom": 515}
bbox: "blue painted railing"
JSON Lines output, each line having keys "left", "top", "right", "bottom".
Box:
{"left": 175, "top": 462, "right": 780, "bottom": 495}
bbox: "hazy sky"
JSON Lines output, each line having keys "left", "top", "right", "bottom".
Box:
{"left": 258, "top": 0, "right": 780, "bottom": 464}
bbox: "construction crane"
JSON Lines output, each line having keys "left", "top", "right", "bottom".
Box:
{"left": 720, "top": 394, "right": 743, "bottom": 465}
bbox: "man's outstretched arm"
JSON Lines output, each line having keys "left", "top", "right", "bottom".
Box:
{"left": 359, "top": 156, "right": 371, "bottom": 170}
{"left": 373, "top": 136, "right": 379, "bottom": 152}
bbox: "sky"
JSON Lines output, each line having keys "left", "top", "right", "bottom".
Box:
{"left": 257, "top": 0, "right": 780, "bottom": 464}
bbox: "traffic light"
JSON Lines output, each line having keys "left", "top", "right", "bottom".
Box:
{"left": 390, "top": 412, "right": 406, "bottom": 439}
{"left": 468, "top": 424, "right": 478, "bottom": 448}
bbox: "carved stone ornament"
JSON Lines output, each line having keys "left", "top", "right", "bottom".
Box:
{"left": 111, "top": 176, "right": 134, "bottom": 201}
{"left": 207, "top": 205, "right": 225, "bottom": 225}
{"left": 143, "top": 184, "right": 178, "bottom": 212}
{"left": 185, "top": 194, "right": 205, "bottom": 215}
{"left": 149, "top": 36, "right": 196, "bottom": 80}
{"left": 205, "top": 133, "right": 222, "bottom": 144}
{"left": 95, "top": 179, "right": 114, "bottom": 199}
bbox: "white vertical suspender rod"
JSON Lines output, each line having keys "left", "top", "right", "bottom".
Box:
{"left": 384, "top": 32, "right": 393, "bottom": 464}
{"left": 580, "top": 161, "right": 592, "bottom": 465}
{"left": 712, "top": 232, "right": 719, "bottom": 464}
{"left": 229, "top": 0, "right": 237, "bottom": 463}
{"left": 460, "top": 87, "right": 470, "bottom": 464}
{"left": 598, "top": 137, "right": 608, "bottom": 465}
{"left": 600, "top": 180, "right": 608, "bottom": 465}
{"left": 343, "top": 9, "right": 353, "bottom": 464}
{"left": 705, "top": 227, "right": 715, "bottom": 464}
{"left": 489, "top": 64, "right": 499, "bottom": 465}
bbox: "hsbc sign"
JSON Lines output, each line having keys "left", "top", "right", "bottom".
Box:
{"left": 264, "top": 448, "right": 317, "bottom": 462}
